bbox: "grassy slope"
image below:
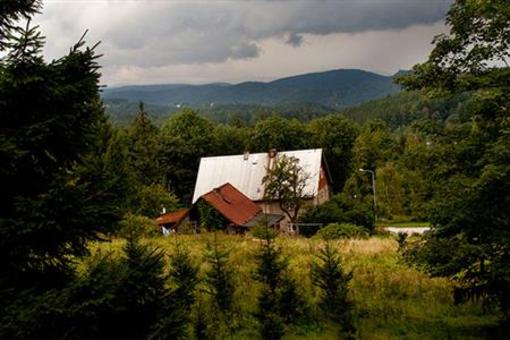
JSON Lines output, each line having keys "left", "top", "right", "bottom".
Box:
{"left": 88, "top": 235, "right": 499, "bottom": 339}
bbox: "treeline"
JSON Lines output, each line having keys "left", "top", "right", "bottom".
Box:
{"left": 112, "top": 100, "right": 458, "bottom": 222}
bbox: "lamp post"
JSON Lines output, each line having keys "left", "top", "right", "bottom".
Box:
{"left": 359, "top": 168, "right": 376, "bottom": 222}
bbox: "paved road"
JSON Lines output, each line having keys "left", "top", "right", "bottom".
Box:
{"left": 385, "top": 227, "right": 431, "bottom": 235}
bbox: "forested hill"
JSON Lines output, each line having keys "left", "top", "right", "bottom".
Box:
{"left": 102, "top": 69, "right": 400, "bottom": 109}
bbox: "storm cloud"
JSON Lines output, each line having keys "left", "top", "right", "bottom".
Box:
{"left": 33, "top": 0, "right": 452, "bottom": 85}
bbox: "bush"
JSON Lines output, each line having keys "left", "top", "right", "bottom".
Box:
{"left": 135, "top": 184, "right": 180, "bottom": 218}
{"left": 314, "top": 223, "right": 369, "bottom": 240}
{"left": 300, "top": 194, "right": 374, "bottom": 235}
{"left": 118, "top": 213, "right": 159, "bottom": 238}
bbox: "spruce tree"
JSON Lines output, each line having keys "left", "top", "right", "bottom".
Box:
{"left": 253, "top": 226, "right": 305, "bottom": 339}
{"left": 204, "top": 235, "right": 235, "bottom": 314}
{"left": 311, "top": 242, "right": 355, "bottom": 337}
{"left": 0, "top": 11, "right": 127, "bottom": 290}
{"left": 151, "top": 245, "right": 199, "bottom": 339}
{"left": 203, "top": 234, "right": 237, "bottom": 338}
{"left": 118, "top": 236, "right": 167, "bottom": 339}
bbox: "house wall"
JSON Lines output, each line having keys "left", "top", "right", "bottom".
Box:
{"left": 316, "top": 166, "right": 331, "bottom": 205}
{"left": 257, "top": 198, "right": 316, "bottom": 232}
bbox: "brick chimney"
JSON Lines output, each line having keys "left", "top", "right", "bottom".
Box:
{"left": 268, "top": 148, "right": 277, "bottom": 159}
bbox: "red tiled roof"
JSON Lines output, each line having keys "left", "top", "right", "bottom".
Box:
{"left": 201, "top": 183, "right": 262, "bottom": 226}
{"left": 155, "top": 208, "right": 189, "bottom": 226}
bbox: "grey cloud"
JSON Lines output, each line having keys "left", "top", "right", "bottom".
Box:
{"left": 286, "top": 32, "right": 303, "bottom": 47}
{"left": 231, "top": 42, "right": 261, "bottom": 59}
{"left": 36, "top": 0, "right": 451, "bottom": 68}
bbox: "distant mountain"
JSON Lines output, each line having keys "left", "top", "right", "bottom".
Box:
{"left": 102, "top": 69, "right": 401, "bottom": 110}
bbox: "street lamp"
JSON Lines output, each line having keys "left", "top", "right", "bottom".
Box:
{"left": 359, "top": 168, "right": 376, "bottom": 221}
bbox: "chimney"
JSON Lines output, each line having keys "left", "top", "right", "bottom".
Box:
{"left": 161, "top": 207, "right": 166, "bottom": 214}
{"left": 268, "top": 149, "right": 277, "bottom": 159}
{"left": 243, "top": 151, "right": 250, "bottom": 160}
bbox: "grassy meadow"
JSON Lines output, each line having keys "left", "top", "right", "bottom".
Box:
{"left": 86, "top": 234, "right": 500, "bottom": 339}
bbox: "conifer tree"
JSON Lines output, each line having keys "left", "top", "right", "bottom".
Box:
{"left": 151, "top": 245, "right": 199, "bottom": 339}
{"left": 204, "top": 235, "right": 235, "bottom": 314}
{"left": 311, "top": 242, "right": 355, "bottom": 337}
{"left": 254, "top": 226, "right": 305, "bottom": 339}
{"left": 118, "top": 236, "right": 167, "bottom": 339}
{"left": 0, "top": 11, "right": 127, "bottom": 290}
{"left": 127, "top": 102, "right": 163, "bottom": 186}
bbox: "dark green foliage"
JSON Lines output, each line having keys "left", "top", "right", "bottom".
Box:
{"left": 0, "top": 0, "right": 42, "bottom": 50}
{"left": 308, "top": 115, "right": 359, "bottom": 191}
{"left": 118, "top": 236, "right": 168, "bottom": 339}
{"left": 126, "top": 102, "right": 164, "bottom": 186}
{"left": 278, "top": 277, "right": 307, "bottom": 325}
{"left": 192, "top": 300, "right": 210, "bottom": 340}
{"left": 214, "top": 123, "right": 249, "bottom": 155}
{"left": 314, "top": 223, "right": 369, "bottom": 240}
{"left": 160, "top": 108, "right": 216, "bottom": 201}
{"left": 204, "top": 236, "right": 235, "bottom": 314}
{"left": 118, "top": 213, "right": 159, "bottom": 239}
{"left": 0, "top": 19, "right": 126, "bottom": 289}
{"left": 398, "top": 0, "right": 510, "bottom": 320}
{"left": 311, "top": 242, "right": 355, "bottom": 337}
{"left": 152, "top": 245, "right": 199, "bottom": 339}
{"left": 197, "top": 200, "right": 229, "bottom": 231}
{"left": 134, "top": 183, "right": 179, "bottom": 218}
{"left": 300, "top": 193, "right": 374, "bottom": 234}
{"left": 257, "top": 288, "right": 285, "bottom": 340}
{"left": 254, "top": 227, "right": 306, "bottom": 339}
{"left": 250, "top": 116, "right": 310, "bottom": 152}
{"left": 0, "top": 237, "right": 169, "bottom": 340}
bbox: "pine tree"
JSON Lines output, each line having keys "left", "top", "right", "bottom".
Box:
{"left": 204, "top": 235, "right": 235, "bottom": 314}
{"left": 0, "top": 0, "right": 42, "bottom": 50}
{"left": 151, "top": 245, "right": 199, "bottom": 339}
{"left": 127, "top": 102, "right": 163, "bottom": 186}
{"left": 254, "top": 226, "right": 305, "bottom": 339}
{"left": 311, "top": 242, "right": 355, "bottom": 337}
{"left": 118, "top": 236, "right": 167, "bottom": 339}
{"left": 0, "top": 15, "right": 126, "bottom": 290}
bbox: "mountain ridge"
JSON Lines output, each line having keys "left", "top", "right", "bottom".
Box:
{"left": 102, "top": 68, "right": 401, "bottom": 109}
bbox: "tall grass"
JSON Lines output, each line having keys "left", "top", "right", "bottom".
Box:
{"left": 86, "top": 234, "right": 499, "bottom": 339}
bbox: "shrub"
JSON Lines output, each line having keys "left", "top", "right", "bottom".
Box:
{"left": 135, "top": 184, "right": 180, "bottom": 218}
{"left": 314, "top": 223, "right": 369, "bottom": 240}
{"left": 300, "top": 194, "right": 374, "bottom": 235}
{"left": 118, "top": 213, "right": 159, "bottom": 238}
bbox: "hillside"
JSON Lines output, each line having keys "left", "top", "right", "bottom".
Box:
{"left": 102, "top": 69, "right": 400, "bottom": 110}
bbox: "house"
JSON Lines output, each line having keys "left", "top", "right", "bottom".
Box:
{"left": 156, "top": 183, "right": 283, "bottom": 233}
{"left": 192, "top": 148, "right": 332, "bottom": 229}
{"left": 190, "top": 182, "right": 283, "bottom": 232}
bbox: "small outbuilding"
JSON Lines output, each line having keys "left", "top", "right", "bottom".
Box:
{"left": 155, "top": 208, "right": 190, "bottom": 233}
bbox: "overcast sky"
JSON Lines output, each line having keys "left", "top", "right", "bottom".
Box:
{"left": 34, "top": 0, "right": 452, "bottom": 86}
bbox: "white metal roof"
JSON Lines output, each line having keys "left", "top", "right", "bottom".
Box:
{"left": 192, "top": 149, "right": 324, "bottom": 203}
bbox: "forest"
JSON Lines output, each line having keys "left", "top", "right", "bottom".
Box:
{"left": 1, "top": 0, "right": 509, "bottom": 339}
